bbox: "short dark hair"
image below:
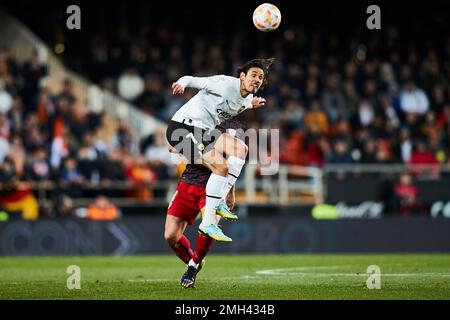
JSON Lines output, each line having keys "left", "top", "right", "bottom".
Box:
{"left": 237, "top": 57, "right": 275, "bottom": 87}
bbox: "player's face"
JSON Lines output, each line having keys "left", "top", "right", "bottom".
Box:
{"left": 241, "top": 67, "right": 264, "bottom": 94}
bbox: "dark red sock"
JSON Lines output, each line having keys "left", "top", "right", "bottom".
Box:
{"left": 169, "top": 235, "right": 195, "bottom": 264}
{"left": 193, "top": 233, "right": 215, "bottom": 264}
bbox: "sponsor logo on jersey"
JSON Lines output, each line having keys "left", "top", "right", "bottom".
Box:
{"left": 217, "top": 109, "right": 233, "bottom": 120}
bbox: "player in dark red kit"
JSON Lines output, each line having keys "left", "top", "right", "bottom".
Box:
{"left": 164, "top": 118, "right": 246, "bottom": 288}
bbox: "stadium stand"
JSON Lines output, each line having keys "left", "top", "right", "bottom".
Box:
{"left": 0, "top": 2, "right": 450, "bottom": 219}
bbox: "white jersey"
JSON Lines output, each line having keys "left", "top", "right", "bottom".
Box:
{"left": 171, "top": 75, "right": 253, "bottom": 130}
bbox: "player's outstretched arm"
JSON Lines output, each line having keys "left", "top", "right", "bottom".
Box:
{"left": 172, "top": 76, "right": 208, "bottom": 94}
{"left": 172, "top": 75, "right": 229, "bottom": 95}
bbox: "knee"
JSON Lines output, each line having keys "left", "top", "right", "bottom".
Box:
{"left": 164, "top": 231, "right": 179, "bottom": 246}
{"left": 211, "top": 162, "right": 228, "bottom": 176}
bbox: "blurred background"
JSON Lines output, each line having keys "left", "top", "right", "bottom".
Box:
{"left": 0, "top": 0, "right": 450, "bottom": 254}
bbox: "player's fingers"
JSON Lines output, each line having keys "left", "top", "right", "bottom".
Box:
{"left": 173, "top": 85, "right": 184, "bottom": 95}
{"left": 258, "top": 98, "right": 266, "bottom": 105}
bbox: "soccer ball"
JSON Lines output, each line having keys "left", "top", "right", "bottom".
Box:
{"left": 252, "top": 3, "right": 281, "bottom": 32}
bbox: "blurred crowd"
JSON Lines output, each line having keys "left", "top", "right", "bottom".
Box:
{"left": 1, "top": 8, "right": 450, "bottom": 218}
{"left": 80, "top": 23, "right": 450, "bottom": 218}
{"left": 78, "top": 23, "right": 450, "bottom": 170}
{"left": 0, "top": 47, "right": 175, "bottom": 219}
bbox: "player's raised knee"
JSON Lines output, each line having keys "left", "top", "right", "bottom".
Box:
{"left": 212, "top": 161, "right": 228, "bottom": 176}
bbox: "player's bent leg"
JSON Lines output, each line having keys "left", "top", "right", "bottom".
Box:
{"left": 180, "top": 209, "right": 215, "bottom": 289}
{"left": 213, "top": 133, "right": 248, "bottom": 220}
{"left": 201, "top": 148, "right": 228, "bottom": 176}
{"left": 165, "top": 217, "right": 201, "bottom": 289}
{"left": 164, "top": 215, "right": 195, "bottom": 264}
{"left": 198, "top": 149, "right": 232, "bottom": 242}
{"left": 164, "top": 215, "right": 187, "bottom": 245}
{"left": 195, "top": 209, "right": 217, "bottom": 265}
{"left": 214, "top": 133, "right": 248, "bottom": 160}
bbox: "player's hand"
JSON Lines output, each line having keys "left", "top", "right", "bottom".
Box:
{"left": 226, "top": 191, "right": 235, "bottom": 210}
{"left": 251, "top": 97, "right": 266, "bottom": 108}
{"left": 172, "top": 83, "right": 185, "bottom": 95}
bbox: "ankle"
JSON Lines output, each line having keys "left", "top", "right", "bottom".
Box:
{"left": 188, "top": 259, "right": 199, "bottom": 269}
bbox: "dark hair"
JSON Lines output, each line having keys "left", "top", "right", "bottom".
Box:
{"left": 237, "top": 57, "right": 275, "bottom": 87}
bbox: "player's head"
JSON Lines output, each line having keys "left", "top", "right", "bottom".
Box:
{"left": 237, "top": 57, "right": 275, "bottom": 94}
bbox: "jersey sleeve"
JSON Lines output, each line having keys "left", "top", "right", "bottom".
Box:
{"left": 243, "top": 94, "right": 253, "bottom": 109}
{"left": 176, "top": 75, "right": 234, "bottom": 95}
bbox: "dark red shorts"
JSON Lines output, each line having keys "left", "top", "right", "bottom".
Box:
{"left": 167, "top": 182, "right": 206, "bottom": 225}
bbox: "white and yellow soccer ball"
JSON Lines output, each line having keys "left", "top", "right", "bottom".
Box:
{"left": 252, "top": 3, "right": 281, "bottom": 32}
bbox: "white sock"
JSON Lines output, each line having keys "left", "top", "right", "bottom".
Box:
{"left": 222, "top": 156, "right": 246, "bottom": 200}
{"left": 200, "top": 173, "right": 228, "bottom": 228}
{"left": 188, "top": 259, "right": 199, "bottom": 269}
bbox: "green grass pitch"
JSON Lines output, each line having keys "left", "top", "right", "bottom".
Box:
{"left": 1, "top": 254, "right": 450, "bottom": 299}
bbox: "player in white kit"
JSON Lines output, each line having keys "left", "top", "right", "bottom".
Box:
{"left": 166, "top": 58, "right": 274, "bottom": 244}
